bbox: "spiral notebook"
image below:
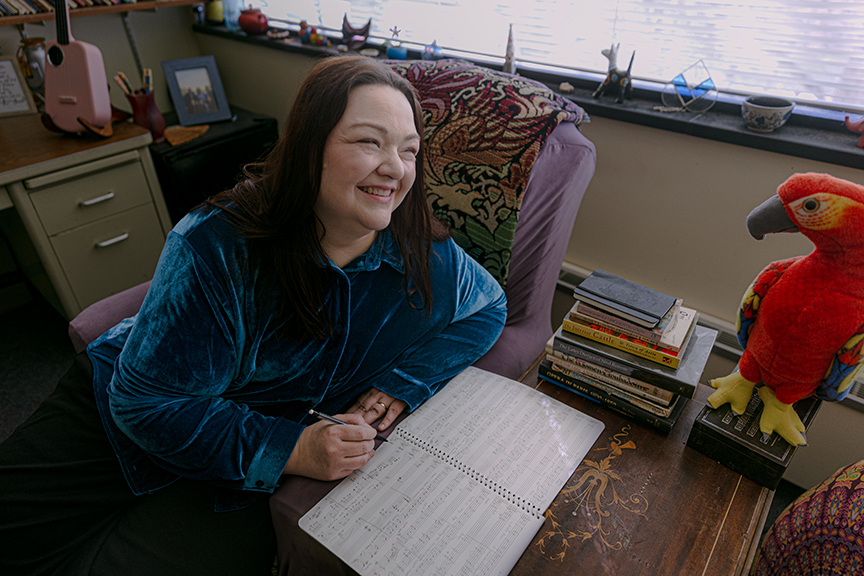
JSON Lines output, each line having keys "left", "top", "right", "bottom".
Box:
{"left": 299, "top": 367, "right": 605, "bottom": 576}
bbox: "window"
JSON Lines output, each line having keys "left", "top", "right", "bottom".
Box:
{"left": 260, "top": 0, "right": 864, "bottom": 112}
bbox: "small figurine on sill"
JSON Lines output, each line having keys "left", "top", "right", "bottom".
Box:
{"left": 503, "top": 24, "right": 516, "bottom": 74}
{"left": 844, "top": 115, "right": 864, "bottom": 148}
{"left": 592, "top": 43, "right": 634, "bottom": 103}
{"left": 422, "top": 40, "right": 443, "bottom": 61}
{"left": 299, "top": 21, "right": 330, "bottom": 47}
{"left": 384, "top": 26, "right": 408, "bottom": 60}
{"left": 341, "top": 14, "right": 371, "bottom": 51}
{"left": 707, "top": 173, "right": 864, "bottom": 446}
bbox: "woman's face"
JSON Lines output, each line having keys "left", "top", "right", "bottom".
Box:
{"left": 315, "top": 84, "right": 421, "bottom": 257}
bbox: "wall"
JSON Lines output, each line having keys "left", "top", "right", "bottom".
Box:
{"left": 573, "top": 117, "right": 864, "bottom": 325}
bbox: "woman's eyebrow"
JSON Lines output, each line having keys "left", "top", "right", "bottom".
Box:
{"left": 348, "top": 121, "right": 421, "bottom": 142}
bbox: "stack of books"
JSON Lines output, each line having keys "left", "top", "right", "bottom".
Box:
{"left": 540, "top": 269, "right": 718, "bottom": 433}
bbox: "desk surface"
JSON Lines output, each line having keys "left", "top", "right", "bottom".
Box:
{"left": 0, "top": 115, "right": 151, "bottom": 186}
{"left": 510, "top": 356, "right": 771, "bottom": 576}
{"left": 271, "top": 356, "right": 772, "bottom": 576}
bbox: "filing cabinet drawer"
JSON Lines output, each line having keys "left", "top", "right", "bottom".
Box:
{"left": 28, "top": 152, "right": 153, "bottom": 235}
{"left": 50, "top": 204, "right": 166, "bottom": 310}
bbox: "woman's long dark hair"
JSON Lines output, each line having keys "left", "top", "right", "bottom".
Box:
{"left": 208, "top": 55, "right": 448, "bottom": 341}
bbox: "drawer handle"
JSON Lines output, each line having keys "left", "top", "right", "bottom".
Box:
{"left": 79, "top": 191, "right": 115, "bottom": 207}
{"left": 95, "top": 233, "right": 129, "bottom": 248}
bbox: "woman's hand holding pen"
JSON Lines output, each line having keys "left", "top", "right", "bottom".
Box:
{"left": 350, "top": 388, "right": 407, "bottom": 431}
{"left": 282, "top": 413, "right": 377, "bottom": 481}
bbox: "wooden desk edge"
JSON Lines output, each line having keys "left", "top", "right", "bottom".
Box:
{"left": 737, "top": 487, "right": 773, "bottom": 575}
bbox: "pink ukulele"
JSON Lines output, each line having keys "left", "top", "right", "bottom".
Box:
{"left": 43, "top": 0, "right": 112, "bottom": 136}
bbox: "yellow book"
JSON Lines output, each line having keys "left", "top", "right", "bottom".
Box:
{"left": 562, "top": 318, "right": 694, "bottom": 369}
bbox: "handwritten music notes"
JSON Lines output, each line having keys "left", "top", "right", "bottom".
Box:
{"left": 0, "top": 57, "right": 37, "bottom": 118}
{"left": 299, "top": 367, "right": 604, "bottom": 576}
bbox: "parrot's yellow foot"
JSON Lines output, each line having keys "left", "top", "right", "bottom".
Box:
{"left": 707, "top": 372, "right": 757, "bottom": 415}
{"left": 757, "top": 386, "right": 807, "bottom": 446}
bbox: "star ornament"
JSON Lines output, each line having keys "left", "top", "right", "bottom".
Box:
{"left": 389, "top": 26, "right": 401, "bottom": 38}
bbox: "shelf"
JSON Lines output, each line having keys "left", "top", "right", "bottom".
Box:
{"left": 0, "top": 0, "right": 200, "bottom": 26}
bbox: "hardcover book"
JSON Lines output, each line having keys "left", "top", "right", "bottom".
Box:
{"left": 539, "top": 359, "right": 687, "bottom": 434}
{"left": 572, "top": 269, "right": 677, "bottom": 328}
{"left": 552, "top": 324, "right": 718, "bottom": 398}
{"left": 686, "top": 386, "right": 821, "bottom": 490}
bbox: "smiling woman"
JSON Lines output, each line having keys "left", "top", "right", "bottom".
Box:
{"left": 273, "top": 0, "right": 864, "bottom": 112}
{"left": 315, "top": 84, "right": 421, "bottom": 267}
{"left": 0, "top": 54, "right": 507, "bottom": 576}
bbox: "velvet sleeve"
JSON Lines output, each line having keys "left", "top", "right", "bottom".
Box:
{"left": 107, "top": 231, "right": 300, "bottom": 493}
{"left": 372, "top": 241, "right": 508, "bottom": 410}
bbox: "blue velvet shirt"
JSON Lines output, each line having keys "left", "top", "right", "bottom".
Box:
{"left": 86, "top": 207, "right": 506, "bottom": 510}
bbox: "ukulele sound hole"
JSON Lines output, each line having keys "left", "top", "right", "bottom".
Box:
{"left": 47, "top": 45, "right": 64, "bottom": 67}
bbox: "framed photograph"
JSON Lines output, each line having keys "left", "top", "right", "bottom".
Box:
{"left": 161, "top": 55, "right": 232, "bottom": 126}
{"left": 0, "top": 55, "right": 38, "bottom": 118}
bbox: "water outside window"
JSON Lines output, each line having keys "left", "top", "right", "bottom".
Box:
{"left": 257, "top": 0, "right": 864, "bottom": 112}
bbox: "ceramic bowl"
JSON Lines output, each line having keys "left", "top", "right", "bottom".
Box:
{"left": 741, "top": 96, "right": 795, "bottom": 132}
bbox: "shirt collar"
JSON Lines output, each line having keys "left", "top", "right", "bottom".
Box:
{"left": 337, "top": 228, "right": 405, "bottom": 275}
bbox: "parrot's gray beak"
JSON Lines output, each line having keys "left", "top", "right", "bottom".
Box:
{"left": 746, "top": 194, "right": 799, "bottom": 240}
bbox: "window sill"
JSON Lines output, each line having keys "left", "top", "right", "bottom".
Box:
{"left": 192, "top": 24, "right": 864, "bottom": 171}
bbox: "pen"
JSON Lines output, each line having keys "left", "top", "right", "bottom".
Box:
{"left": 308, "top": 409, "right": 388, "bottom": 443}
{"left": 142, "top": 68, "right": 152, "bottom": 94}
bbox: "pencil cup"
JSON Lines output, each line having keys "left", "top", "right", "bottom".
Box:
{"left": 126, "top": 92, "right": 165, "bottom": 143}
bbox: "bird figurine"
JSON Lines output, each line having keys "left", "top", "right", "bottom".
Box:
{"left": 707, "top": 172, "right": 864, "bottom": 446}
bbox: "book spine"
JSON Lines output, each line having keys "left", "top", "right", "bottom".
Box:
{"left": 538, "top": 366, "right": 673, "bottom": 433}
{"left": 570, "top": 310, "right": 663, "bottom": 344}
{"left": 552, "top": 335, "right": 636, "bottom": 375}
{"left": 562, "top": 319, "right": 681, "bottom": 369}
{"left": 546, "top": 352, "right": 674, "bottom": 405}
{"left": 573, "top": 303, "right": 665, "bottom": 342}
{"left": 552, "top": 335, "right": 691, "bottom": 397}
{"left": 544, "top": 358, "right": 674, "bottom": 417}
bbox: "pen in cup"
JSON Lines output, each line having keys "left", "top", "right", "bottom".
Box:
{"left": 308, "top": 409, "right": 389, "bottom": 443}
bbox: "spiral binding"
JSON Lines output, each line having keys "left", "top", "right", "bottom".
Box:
{"left": 395, "top": 429, "right": 544, "bottom": 519}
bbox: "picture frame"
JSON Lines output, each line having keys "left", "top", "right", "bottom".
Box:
{"left": 161, "top": 55, "right": 232, "bottom": 126}
{"left": 0, "top": 55, "right": 38, "bottom": 118}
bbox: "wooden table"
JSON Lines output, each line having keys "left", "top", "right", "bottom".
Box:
{"left": 509, "top": 356, "right": 772, "bottom": 576}
{"left": 270, "top": 356, "right": 773, "bottom": 576}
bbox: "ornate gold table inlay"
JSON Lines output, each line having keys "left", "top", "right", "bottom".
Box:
{"left": 538, "top": 425, "right": 649, "bottom": 559}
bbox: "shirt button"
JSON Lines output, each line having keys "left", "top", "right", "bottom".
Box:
{"left": 335, "top": 326, "right": 343, "bottom": 334}
{"left": 255, "top": 480, "right": 264, "bottom": 487}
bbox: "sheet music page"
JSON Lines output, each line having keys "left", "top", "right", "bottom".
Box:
{"left": 299, "top": 366, "right": 604, "bottom": 576}
{"left": 299, "top": 435, "right": 543, "bottom": 576}
{"left": 396, "top": 366, "right": 604, "bottom": 509}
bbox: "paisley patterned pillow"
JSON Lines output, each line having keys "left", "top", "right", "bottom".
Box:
{"left": 388, "top": 59, "right": 587, "bottom": 287}
{"left": 751, "top": 459, "right": 864, "bottom": 576}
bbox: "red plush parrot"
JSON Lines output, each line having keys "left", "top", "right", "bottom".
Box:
{"left": 707, "top": 172, "right": 864, "bottom": 446}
